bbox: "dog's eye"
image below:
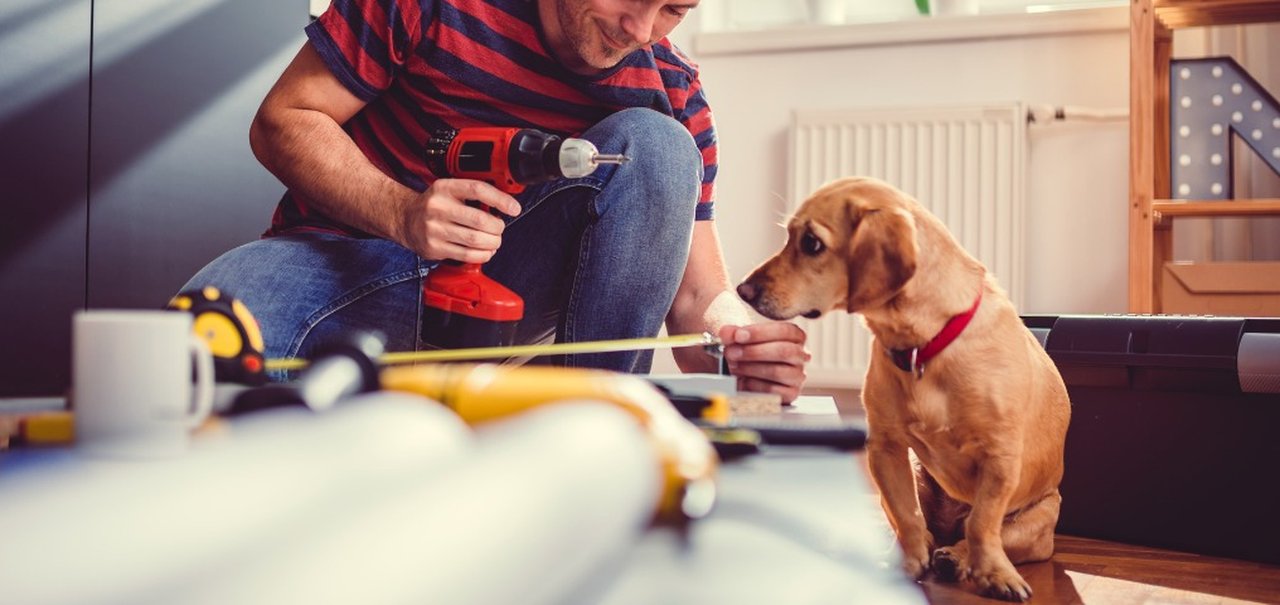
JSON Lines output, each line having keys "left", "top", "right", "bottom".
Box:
{"left": 800, "top": 231, "right": 825, "bottom": 256}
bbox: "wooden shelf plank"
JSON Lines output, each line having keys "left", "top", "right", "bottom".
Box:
{"left": 1154, "top": 0, "right": 1280, "bottom": 29}
{"left": 1153, "top": 198, "right": 1280, "bottom": 217}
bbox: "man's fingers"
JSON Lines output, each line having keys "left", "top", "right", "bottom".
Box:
{"left": 438, "top": 221, "right": 502, "bottom": 252}
{"left": 431, "top": 241, "right": 496, "bottom": 264}
{"left": 721, "top": 321, "right": 806, "bottom": 345}
{"left": 436, "top": 178, "right": 521, "bottom": 218}
{"left": 725, "top": 340, "right": 810, "bottom": 365}
{"left": 727, "top": 360, "right": 806, "bottom": 386}
{"left": 717, "top": 322, "right": 808, "bottom": 405}
{"left": 438, "top": 202, "right": 506, "bottom": 236}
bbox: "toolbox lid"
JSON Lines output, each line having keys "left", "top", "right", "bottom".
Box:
{"left": 1040, "top": 314, "right": 1244, "bottom": 369}
{"left": 1020, "top": 315, "right": 1280, "bottom": 393}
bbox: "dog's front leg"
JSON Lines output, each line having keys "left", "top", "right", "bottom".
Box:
{"left": 964, "top": 456, "right": 1032, "bottom": 602}
{"left": 866, "top": 436, "right": 933, "bottom": 579}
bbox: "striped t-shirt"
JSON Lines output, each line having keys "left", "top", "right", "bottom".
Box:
{"left": 266, "top": 0, "right": 718, "bottom": 237}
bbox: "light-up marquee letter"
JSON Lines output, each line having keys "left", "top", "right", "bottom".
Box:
{"left": 1170, "top": 57, "right": 1280, "bottom": 200}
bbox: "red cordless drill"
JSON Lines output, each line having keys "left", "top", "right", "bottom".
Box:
{"left": 421, "top": 127, "right": 628, "bottom": 350}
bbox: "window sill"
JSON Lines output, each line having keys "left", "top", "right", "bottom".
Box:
{"left": 691, "top": 5, "right": 1128, "bottom": 57}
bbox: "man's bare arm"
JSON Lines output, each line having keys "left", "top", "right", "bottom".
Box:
{"left": 666, "top": 221, "right": 748, "bottom": 372}
{"left": 249, "top": 43, "right": 519, "bottom": 262}
{"left": 666, "top": 222, "right": 809, "bottom": 402}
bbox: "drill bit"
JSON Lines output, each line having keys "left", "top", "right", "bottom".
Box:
{"left": 591, "top": 153, "right": 630, "bottom": 166}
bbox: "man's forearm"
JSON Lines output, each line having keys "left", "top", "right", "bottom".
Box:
{"left": 667, "top": 222, "right": 751, "bottom": 373}
{"left": 250, "top": 107, "right": 415, "bottom": 244}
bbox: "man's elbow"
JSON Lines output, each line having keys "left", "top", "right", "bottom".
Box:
{"left": 248, "top": 115, "right": 269, "bottom": 169}
{"left": 248, "top": 106, "right": 283, "bottom": 171}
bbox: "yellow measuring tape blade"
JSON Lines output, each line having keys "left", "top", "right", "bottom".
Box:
{"left": 264, "top": 332, "right": 721, "bottom": 372}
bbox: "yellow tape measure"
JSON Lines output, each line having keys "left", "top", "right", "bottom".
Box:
{"left": 168, "top": 287, "right": 267, "bottom": 385}
{"left": 265, "top": 332, "right": 722, "bottom": 372}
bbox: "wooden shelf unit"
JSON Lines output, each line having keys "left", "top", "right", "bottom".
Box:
{"left": 1128, "top": 0, "right": 1280, "bottom": 313}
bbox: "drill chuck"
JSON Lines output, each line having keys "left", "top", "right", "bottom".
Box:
{"left": 557, "top": 138, "right": 629, "bottom": 178}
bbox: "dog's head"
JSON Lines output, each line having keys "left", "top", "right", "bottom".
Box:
{"left": 737, "top": 177, "right": 919, "bottom": 320}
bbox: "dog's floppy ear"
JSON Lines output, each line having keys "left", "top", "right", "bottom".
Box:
{"left": 846, "top": 206, "right": 918, "bottom": 311}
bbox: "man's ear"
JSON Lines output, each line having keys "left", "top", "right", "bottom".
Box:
{"left": 846, "top": 207, "right": 918, "bottom": 311}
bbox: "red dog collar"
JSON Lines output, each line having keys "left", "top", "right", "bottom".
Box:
{"left": 887, "top": 288, "right": 983, "bottom": 378}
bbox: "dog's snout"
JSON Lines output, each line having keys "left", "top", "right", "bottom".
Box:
{"left": 737, "top": 280, "right": 761, "bottom": 305}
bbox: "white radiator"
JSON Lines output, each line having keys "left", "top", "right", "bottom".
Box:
{"left": 788, "top": 103, "right": 1028, "bottom": 388}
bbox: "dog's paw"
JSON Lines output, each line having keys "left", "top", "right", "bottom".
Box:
{"left": 930, "top": 546, "right": 966, "bottom": 583}
{"left": 971, "top": 565, "right": 1032, "bottom": 602}
{"left": 900, "top": 537, "right": 933, "bottom": 580}
{"left": 901, "top": 552, "right": 931, "bottom": 580}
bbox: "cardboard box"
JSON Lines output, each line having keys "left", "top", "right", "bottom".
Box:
{"left": 1162, "top": 261, "right": 1280, "bottom": 316}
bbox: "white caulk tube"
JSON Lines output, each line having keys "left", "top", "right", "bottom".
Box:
{"left": 0, "top": 392, "right": 474, "bottom": 605}
{"left": 163, "top": 402, "right": 662, "bottom": 605}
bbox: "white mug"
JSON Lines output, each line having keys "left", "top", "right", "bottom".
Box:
{"left": 73, "top": 310, "right": 214, "bottom": 458}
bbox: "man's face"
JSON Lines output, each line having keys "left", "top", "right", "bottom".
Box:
{"left": 540, "top": 0, "right": 696, "bottom": 75}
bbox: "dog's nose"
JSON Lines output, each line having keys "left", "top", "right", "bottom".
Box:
{"left": 737, "top": 281, "right": 760, "bottom": 305}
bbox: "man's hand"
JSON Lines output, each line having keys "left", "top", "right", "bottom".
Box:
{"left": 399, "top": 178, "right": 522, "bottom": 263}
{"left": 717, "top": 322, "right": 809, "bottom": 403}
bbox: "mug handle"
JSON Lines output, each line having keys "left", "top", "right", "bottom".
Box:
{"left": 186, "top": 335, "right": 215, "bottom": 428}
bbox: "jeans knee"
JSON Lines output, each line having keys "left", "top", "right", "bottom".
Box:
{"left": 588, "top": 109, "right": 701, "bottom": 184}
{"left": 597, "top": 108, "right": 699, "bottom": 158}
{"left": 178, "top": 235, "right": 424, "bottom": 362}
{"left": 583, "top": 109, "right": 701, "bottom": 243}
{"left": 181, "top": 242, "right": 262, "bottom": 298}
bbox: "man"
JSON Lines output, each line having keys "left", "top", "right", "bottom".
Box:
{"left": 184, "top": 0, "right": 810, "bottom": 401}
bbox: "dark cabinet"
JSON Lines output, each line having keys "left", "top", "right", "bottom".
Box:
{"left": 0, "top": 1, "right": 305, "bottom": 396}
{"left": 0, "top": 0, "right": 93, "bottom": 397}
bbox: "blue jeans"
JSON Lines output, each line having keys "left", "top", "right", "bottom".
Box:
{"left": 183, "top": 108, "right": 703, "bottom": 377}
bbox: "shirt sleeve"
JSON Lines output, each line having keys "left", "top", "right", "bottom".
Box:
{"left": 305, "top": 0, "right": 424, "bottom": 102}
{"left": 655, "top": 40, "right": 716, "bottom": 221}
{"left": 680, "top": 78, "right": 718, "bottom": 221}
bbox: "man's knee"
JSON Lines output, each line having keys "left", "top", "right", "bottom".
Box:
{"left": 587, "top": 109, "right": 702, "bottom": 192}
{"left": 179, "top": 239, "right": 312, "bottom": 359}
{"left": 183, "top": 240, "right": 276, "bottom": 299}
{"left": 596, "top": 108, "right": 699, "bottom": 156}
{"left": 584, "top": 109, "right": 702, "bottom": 228}
{"left": 178, "top": 235, "right": 423, "bottom": 361}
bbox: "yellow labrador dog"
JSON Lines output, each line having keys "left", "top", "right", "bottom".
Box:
{"left": 737, "top": 177, "right": 1069, "bottom": 601}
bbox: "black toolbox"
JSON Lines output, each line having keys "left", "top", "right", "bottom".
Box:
{"left": 1022, "top": 314, "right": 1280, "bottom": 564}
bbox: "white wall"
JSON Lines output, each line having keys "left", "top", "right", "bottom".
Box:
{"left": 693, "top": 28, "right": 1133, "bottom": 316}
{"left": 652, "top": 16, "right": 1133, "bottom": 374}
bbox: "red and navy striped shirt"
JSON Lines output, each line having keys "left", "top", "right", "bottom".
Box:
{"left": 267, "top": 0, "right": 718, "bottom": 237}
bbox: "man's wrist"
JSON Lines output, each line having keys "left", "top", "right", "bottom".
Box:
{"left": 381, "top": 184, "right": 419, "bottom": 249}
{"left": 702, "top": 290, "right": 753, "bottom": 336}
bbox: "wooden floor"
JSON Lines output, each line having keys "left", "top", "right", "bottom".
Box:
{"left": 804, "top": 391, "right": 1280, "bottom": 604}
{"left": 921, "top": 535, "right": 1280, "bottom": 605}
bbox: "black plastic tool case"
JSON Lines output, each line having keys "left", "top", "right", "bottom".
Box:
{"left": 1023, "top": 315, "right": 1280, "bottom": 564}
